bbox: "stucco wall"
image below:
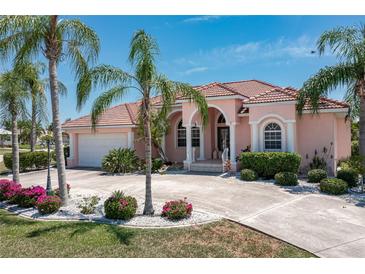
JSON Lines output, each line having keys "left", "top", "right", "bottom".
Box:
{"left": 296, "top": 112, "right": 351, "bottom": 175}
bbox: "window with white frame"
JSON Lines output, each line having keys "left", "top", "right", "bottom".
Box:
{"left": 177, "top": 120, "right": 200, "bottom": 147}
{"left": 264, "top": 123, "right": 282, "bottom": 151}
{"left": 191, "top": 127, "right": 200, "bottom": 147}
{"left": 217, "top": 113, "right": 226, "bottom": 124}
{"left": 177, "top": 120, "right": 186, "bottom": 147}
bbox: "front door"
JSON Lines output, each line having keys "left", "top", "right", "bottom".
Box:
{"left": 218, "top": 127, "right": 230, "bottom": 154}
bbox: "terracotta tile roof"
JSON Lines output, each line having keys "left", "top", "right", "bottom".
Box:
{"left": 222, "top": 79, "right": 278, "bottom": 97}
{"left": 62, "top": 80, "right": 349, "bottom": 128}
{"left": 242, "top": 86, "right": 349, "bottom": 110}
{"left": 62, "top": 103, "right": 136, "bottom": 128}
{"left": 175, "top": 82, "right": 241, "bottom": 100}
{"left": 243, "top": 88, "right": 297, "bottom": 104}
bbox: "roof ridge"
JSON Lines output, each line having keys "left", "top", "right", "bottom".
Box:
{"left": 222, "top": 79, "right": 279, "bottom": 88}
{"left": 215, "top": 82, "right": 246, "bottom": 97}
{"left": 125, "top": 103, "right": 136, "bottom": 124}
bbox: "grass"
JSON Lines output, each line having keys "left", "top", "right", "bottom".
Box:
{"left": 0, "top": 209, "right": 314, "bottom": 258}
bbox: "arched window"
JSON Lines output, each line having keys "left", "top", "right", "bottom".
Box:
{"left": 264, "top": 123, "right": 282, "bottom": 151}
{"left": 176, "top": 120, "right": 200, "bottom": 147}
{"left": 217, "top": 113, "right": 226, "bottom": 124}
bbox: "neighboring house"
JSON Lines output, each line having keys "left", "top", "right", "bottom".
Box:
{"left": 0, "top": 128, "right": 12, "bottom": 147}
{"left": 62, "top": 79, "right": 351, "bottom": 174}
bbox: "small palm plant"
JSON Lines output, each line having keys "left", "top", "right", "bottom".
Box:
{"left": 77, "top": 30, "right": 208, "bottom": 215}
{"left": 0, "top": 16, "right": 100, "bottom": 204}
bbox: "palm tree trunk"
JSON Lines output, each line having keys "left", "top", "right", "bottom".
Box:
{"left": 30, "top": 94, "right": 37, "bottom": 152}
{"left": 143, "top": 100, "right": 154, "bottom": 215}
{"left": 11, "top": 109, "right": 20, "bottom": 183}
{"left": 48, "top": 57, "right": 68, "bottom": 205}
{"left": 47, "top": 15, "right": 68, "bottom": 205}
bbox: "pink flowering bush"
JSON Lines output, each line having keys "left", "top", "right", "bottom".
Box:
{"left": 36, "top": 195, "right": 61, "bottom": 215}
{"left": 0, "top": 179, "right": 14, "bottom": 201}
{"left": 0, "top": 180, "right": 22, "bottom": 204}
{"left": 54, "top": 183, "right": 71, "bottom": 197}
{"left": 104, "top": 190, "right": 137, "bottom": 220}
{"left": 17, "top": 186, "right": 46, "bottom": 208}
{"left": 162, "top": 198, "right": 193, "bottom": 220}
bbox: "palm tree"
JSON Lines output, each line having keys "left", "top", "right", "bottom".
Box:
{"left": 0, "top": 16, "right": 100, "bottom": 204}
{"left": 297, "top": 24, "right": 365, "bottom": 159}
{"left": 15, "top": 62, "right": 48, "bottom": 151}
{"left": 77, "top": 30, "right": 208, "bottom": 215}
{"left": 0, "top": 70, "right": 29, "bottom": 182}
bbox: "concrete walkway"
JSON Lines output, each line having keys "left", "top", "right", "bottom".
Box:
{"left": 2, "top": 168, "right": 365, "bottom": 258}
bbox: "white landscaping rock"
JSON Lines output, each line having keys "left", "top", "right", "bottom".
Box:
{"left": 0, "top": 191, "right": 221, "bottom": 228}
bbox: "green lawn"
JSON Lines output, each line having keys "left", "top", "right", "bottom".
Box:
{"left": 0, "top": 209, "right": 314, "bottom": 258}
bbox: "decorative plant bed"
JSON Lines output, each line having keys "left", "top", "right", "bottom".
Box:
{"left": 0, "top": 192, "right": 221, "bottom": 228}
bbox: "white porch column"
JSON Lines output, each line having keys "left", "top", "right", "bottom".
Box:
{"left": 286, "top": 121, "right": 295, "bottom": 152}
{"left": 68, "top": 133, "right": 74, "bottom": 160}
{"left": 251, "top": 122, "right": 259, "bottom": 151}
{"left": 229, "top": 123, "right": 237, "bottom": 169}
{"left": 127, "top": 131, "right": 134, "bottom": 149}
{"left": 198, "top": 126, "right": 205, "bottom": 160}
{"left": 184, "top": 125, "right": 192, "bottom": 170}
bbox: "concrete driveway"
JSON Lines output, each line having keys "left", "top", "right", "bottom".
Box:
{"left": 3, "top": 168, "right": 365, "bottom": 258}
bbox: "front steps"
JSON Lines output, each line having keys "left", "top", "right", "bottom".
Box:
{"left": 189, "top": 160, "right": 223, "bottom": 173}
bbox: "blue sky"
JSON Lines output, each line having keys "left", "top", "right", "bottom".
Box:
{"left": 17, "top": 16, "right": 365, "bottom": 122}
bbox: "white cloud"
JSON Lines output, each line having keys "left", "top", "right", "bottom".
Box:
{"left": 174, "top": 35, "right": 317, "bottom": 71}
{"left": 182, "top": 16, "right": 221, "bottom": 23}
{"left": 183, "top": 66, "right": 209, "bottom": 75}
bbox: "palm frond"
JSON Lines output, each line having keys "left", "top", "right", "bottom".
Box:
{"left": 59, "top": 19, "right": 100, "bottom": 77}
{"left": 317, "top": 26, "right": 363, "bottom": 62}
{"left": 297, "top": 63, "right": 359, "bottom": 114}
{"left": 90, "top": 85, "right": 128, "bottom": 129}
{"left": 129, "top": 30, "right": 158, "bottom": 87}
{"left": 344, "top": 81, "right": 360, "bottom": 119}
{"left": 175, "top": 82, "right": 209, "bottom": 126}
{"left": 77, "top": 64, "right": 133, "bottom": 110}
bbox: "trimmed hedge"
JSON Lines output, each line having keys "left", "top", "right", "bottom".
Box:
{"left": 274, "top": 172, "right": 298, "bottom": 186}
{"left": 240, "top": 169, "right": 258, "bottom": 181}
{"left": 240, "top": 152, "right": 301, "bottom": 178}
{"left": 336, "top": 168, "right": 359, "bottom": 188}
{"left": 320, "top": 178, "right": 348, "bottom": 195}
{"left": 308, "top": 169, "right": 327, "bottom": 183}
{"left": 3, "top": 151, "right": 55, "bottom": 172}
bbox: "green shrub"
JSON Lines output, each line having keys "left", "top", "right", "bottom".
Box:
{"left": 240, "top": 152, "right": 301, "bottom": 178}
{"left": 274, "top": 172, "right": 298, "bottom": 186}
{"left": 320, "top": 178, "right": 348, "bottom": 195}
{"left": 36, "top": 195, "right": 62, "bottom": 214}
{"left": 307, "top": 169, "right": 327, "bottom": 183}
{"left": 152, "top": 158, "right": 164, "bottom": 173}
{"left": 351, "top": 140, "right": 359, "bottom": 156}
{"left": 102, "top": 148, "right": 139, "bottom": 174}
{"left": 3, "top": 151, "right": 55, "bottom": 172}
{"left": 104, "top": 190, "right": 137, "bottom": 220}
{"left": 162, "top": 198, "right": 193, "bottom": 220}
{"left": 78, "top": 195, "right": 100, "bottom": 214}
{"left": 240, "top": 169, "right": 258, "bottom": 181}
{"left": 336, "top": 168, "right": 359, "bottom": 188}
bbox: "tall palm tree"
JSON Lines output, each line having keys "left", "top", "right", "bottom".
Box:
{"left": 15, "top": 62, "right": 47, "bottom": 152}
{"left": 0, "top": 70, "right": 29, "bottom": 182}
{"left": 297, "top": 24, "right": 365, "bottom": 159}
{"left": 0, "top": 16, "right": 100, "bottom": 204}
{"left": 77, "top": 30, "right": 208, "bottom": 215}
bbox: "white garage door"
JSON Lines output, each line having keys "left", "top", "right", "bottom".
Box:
{"left": 78, "top": 133, "right": 128, "bottom": 167}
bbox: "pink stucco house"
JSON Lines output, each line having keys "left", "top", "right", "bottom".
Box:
{"left": 62, "top": 79, "right": 351, "bottom": 174}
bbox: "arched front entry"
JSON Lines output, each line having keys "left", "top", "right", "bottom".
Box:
{"left": 187, "top": 105, "right": 233, "bottom": 165}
